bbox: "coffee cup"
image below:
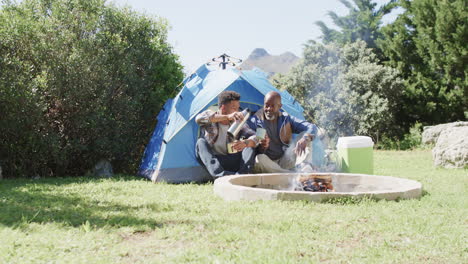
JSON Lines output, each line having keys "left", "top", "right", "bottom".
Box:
{"left": 227, "top": 142, "right": 239, "bottom": 154}
{"left": 256, "top": 128, "right": 266, "bottom": 140}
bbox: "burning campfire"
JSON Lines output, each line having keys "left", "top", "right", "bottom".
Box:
{"left": 294, "top": 174, "right": 334, "bottom": 192}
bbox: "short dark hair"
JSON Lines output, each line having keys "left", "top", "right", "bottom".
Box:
{"left": 218, "top": 91, "right": 240, "bottom": 106}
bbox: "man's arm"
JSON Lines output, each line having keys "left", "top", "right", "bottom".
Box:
{"left": 288, "top": 115, "right": 318, "bottom": 156}
{"left": 210, "top": 112, "right": 243, "bottom": 123}
{"left": 195, "top": 110, "right": 216, "bottom": 125}
{"left": 289, "top": 115, "right": 318, "bottom": 139}
{"left": 195, "top": 110, "right": 244, "bottom": 125}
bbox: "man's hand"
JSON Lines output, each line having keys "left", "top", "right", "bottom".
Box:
{"left": 259, "top": 134, "right": 270, "bottom": 149}
{"left": 295, "top": 135, "right": 313, "bottom": 156}
{"left": 232, "top": 140, "right": 248, "bottom": 152}
{"left": 227, "top": 111, "right": 244, "bottom": 121}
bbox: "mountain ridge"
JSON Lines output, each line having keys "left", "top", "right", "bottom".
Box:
{"left": 240, "top": 48, "right": 299, "bottom": 77}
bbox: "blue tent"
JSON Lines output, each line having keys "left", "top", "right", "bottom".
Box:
{"left": 139, "top": 64, "right": 308, "bottom": 183}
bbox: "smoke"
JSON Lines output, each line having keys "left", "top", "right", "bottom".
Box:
{"left": 299, "top": 41, "right": 402, "bottom": 145}
{"left": 273, "top": 41, "right": 400, "bottom": 173}
{"left": 276, "top": 132, "right": 339, "bottom": 174}
{"left": 278, "top": 41, "right": 390, "bottom": 173}
{"left": 286, "top": 174, "right": 303, "bottom": 191}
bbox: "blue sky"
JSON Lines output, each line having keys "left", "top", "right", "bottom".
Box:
{"left": 110, "top": 0, "right": 400, "bottom": 72}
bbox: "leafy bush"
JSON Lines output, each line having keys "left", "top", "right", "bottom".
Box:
{"left": 377, "top": 122, "right": 424, "bottom": 150}
{"left": 0, "top": 0, "right": 183, "bottom": 178}
{"left": 273, "top": 41, "right": 404, "bottom": 143}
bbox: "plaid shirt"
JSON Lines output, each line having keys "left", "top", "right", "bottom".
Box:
{"left": 195, "top": 109, "right": 255, "bottom": 145}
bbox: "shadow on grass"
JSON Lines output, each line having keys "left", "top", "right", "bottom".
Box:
{"left": 1, "top": 175, "right": 145, "bottom": 186}
{"left": 321, "top": 192, "right": 429, "bottom": 204}
{"left": 0, "top": 176, "right": 177, "bottom": 230}
{"left": 421, "top": 190, "right": 430, "bottom": 197}
{"left": 321, "top": 196, "right": 377, "bottom": 205}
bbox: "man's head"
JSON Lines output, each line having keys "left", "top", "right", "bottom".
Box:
{"left": 218, "top": 91, "right": 241, "bottom": 115}
{"left": 264, "top": 91, "right": 282, "bottom": 120}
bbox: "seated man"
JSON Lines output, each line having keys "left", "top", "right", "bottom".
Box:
{"left": 249, "top": 91, "right": 318, "bottom": 173}
{"left": 195, "top": 91, "right": 257, "bottom": 179}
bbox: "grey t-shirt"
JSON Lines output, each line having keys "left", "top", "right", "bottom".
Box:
{"left": 264, "top": 119, "right": 284, "bottom": 160}
{"left": 213, "top": 123, "right": 229, "bottom": 155}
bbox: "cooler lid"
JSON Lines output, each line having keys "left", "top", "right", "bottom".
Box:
{"left": 336, "top": 136, "right": 374, "bottom": 149}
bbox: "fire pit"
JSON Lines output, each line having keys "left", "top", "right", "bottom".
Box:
{"left": 213, "top": 173, "right": 422, "bottom": 202}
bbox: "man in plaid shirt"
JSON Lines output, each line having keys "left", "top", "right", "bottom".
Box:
{"left": 195, "top": 91, "right": 257, "bottom": 179}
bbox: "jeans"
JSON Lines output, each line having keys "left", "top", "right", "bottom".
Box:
{"left": 195, "top": 138, "right": 256, "bottom": 180}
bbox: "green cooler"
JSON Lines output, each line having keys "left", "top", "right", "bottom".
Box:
{"left": 336, "top": 136, "right": 374, "bottom": 174}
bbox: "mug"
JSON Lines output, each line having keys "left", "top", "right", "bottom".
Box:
{"left": 256, "top": 128, "right": 266, "bottom": 140}
{"left": 227, "top": 141, "right": 240, "bottom": 154}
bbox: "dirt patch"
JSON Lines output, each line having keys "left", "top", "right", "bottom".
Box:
{"left": 335, "top": 231, "right": 375, "bottom": 250}
{"left": 118, "top": 230, "right": 194, "bottom": 263}
{"left": 119, "top": 230, "right": 153, "bottom": 243}
{"left": 417, "top": 256, "right": 446, "bottom": 264}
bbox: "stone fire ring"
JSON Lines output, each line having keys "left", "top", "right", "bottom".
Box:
{"left": 213, "top": 173, "right": 422, "bottom": 202}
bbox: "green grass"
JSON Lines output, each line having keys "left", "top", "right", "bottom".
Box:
{"left": 0, "top": 150, "right": 466, "bottom": 263}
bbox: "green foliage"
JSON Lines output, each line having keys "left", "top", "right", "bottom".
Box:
{"left": 400, "top": 122, "right": 423, "bottom": 149}
{"left": 377, "top": 122, "right": 424, "bottom": 150}
{"left": 379, "top": 0, "right": 467, "bottom": 127}
{"left": 0, "top": 0, "right": 183, "bottom": 177}
{"left": 316, "top": 0, "right": 397, "bottom": 58}
{"left": 273, "top": 41, "right": 404, "bottom": 142}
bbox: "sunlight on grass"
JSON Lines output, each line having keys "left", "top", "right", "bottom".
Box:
{"left": 0, "top": 150, "right": 466, "bottom": 263}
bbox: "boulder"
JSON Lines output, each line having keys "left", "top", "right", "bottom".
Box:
{"left": 422, "top": 121, "right": 468, "bottom": 145}
{"left": 93, "top": 159, "right": 113, "bottom": 178}
{"left": 432, "top": 126, "right": 468, "bottom": 168}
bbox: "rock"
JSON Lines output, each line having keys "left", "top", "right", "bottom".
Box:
{"left": 422, "top": 121, "right": 468, "bottom": 145}
{"left": 93, "top": 159, "right": 113, "bottom": 178}
{"left": 432, "top": 126, "right": 468, "bottom": 168}
{"left": 0, "top": 165, "right": 2, "bottom": 180}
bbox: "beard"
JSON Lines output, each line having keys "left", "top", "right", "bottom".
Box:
{"left": 264, "top": 112, "right": 276, "bottom": 121}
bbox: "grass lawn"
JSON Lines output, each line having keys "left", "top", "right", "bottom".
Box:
{"left": 0, "top": 150, "right": 466, "bottom": 263}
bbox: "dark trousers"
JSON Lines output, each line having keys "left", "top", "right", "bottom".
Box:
{"left": 195, "top": 138, "right": 256, "bottom": 180}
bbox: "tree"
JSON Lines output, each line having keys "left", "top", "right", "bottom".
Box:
{"left": 0, "top": 0, "right": 183, "bottom": 177}
{"left": 272, "top": 41, "right": 404, "bottom": 143}
{"left": 379, "top": 0, "right": 467, "bottom": 126}
{"left": 316, "top": 0, "right": 397, "bottom": 58}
